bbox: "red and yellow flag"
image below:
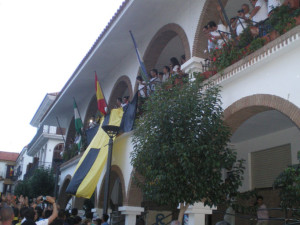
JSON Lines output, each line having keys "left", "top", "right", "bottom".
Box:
{"left": 95, "top": 72, "right": 107, "bottom": 116}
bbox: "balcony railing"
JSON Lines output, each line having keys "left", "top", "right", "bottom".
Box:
{"left": 23, "top": 161, "right": 52, "bottom": 179}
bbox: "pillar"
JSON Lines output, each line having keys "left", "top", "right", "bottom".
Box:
{"left": 185, "top": 202, "right": 216, "bottom": 225}
{"left": 118, "top": 206, "right": 144, "bottom": 225}
{"left": 181, "top": 56, "right": 206, "bottom": 76}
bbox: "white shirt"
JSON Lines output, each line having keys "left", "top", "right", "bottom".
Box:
{"left": 36, "top": 219, "right": 49, "bottom": 225}
{"left": 267, "top": 0, "right": 281, "bottom": 13}
{"left": 253, "top": 0, "right": 268, "bottom": 23}
{"left": 210, "top": 24, "right": 229, "bottom": 48}
{"left": 236, "top": 18, "right": 248, "bottom": 36}
{"left": 162, "top": 73, "right": 169, "bottom": 82}
{"left": 138, "top": 84, "right": 146, "bottom": 98}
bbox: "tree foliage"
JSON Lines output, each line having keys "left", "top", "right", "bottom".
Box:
{"left": 131, "top": 77, "right": 245, "bottom": 211}
{"left": 274, "top": 165, "right": 300, "bottom": 209}
{"left": 14, "top": 167, "right": 55, "bottom": 198}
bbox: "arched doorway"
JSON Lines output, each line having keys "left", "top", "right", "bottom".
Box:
{"left": 108, "top": 76, "right": 133, "bottom": 109}
{"left": 143, "top": 23, "right": 191, "bottom": 72}
{"left": 222, "top": 94, "right": 300, "bottom": 223}
{"left": 58, "top": 175, "right": 72, "bottom": 209}
{"left": 192, "top": 0, "right": 251, "bottom": 58}
{"left": 98, "top": 165, "right": 126, "bottom": 211}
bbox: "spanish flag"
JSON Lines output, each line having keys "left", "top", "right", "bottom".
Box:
{"left": 66, "top": 107, "right": 123, "bottom": 198}
{"left": 95, "top": 72, "right": 107, "bottom": 116}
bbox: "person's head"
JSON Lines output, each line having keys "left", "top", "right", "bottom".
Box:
{"left": 102, "top": 214, "right": 109, "bottom": 222}
{"left": 58, "top": 209, "right": 65, "bottom": 220}
{"left": 95, "top": 218, "right": 102, "bottom": 225}
{"left": 163, "top": 66, "right": 170, "bottom": 74}
{"left": 74, "top": 216, "right": 82, "bottom": 225}
{"left": 123, "top": 96, "right": 129, "bottom": 104}
{"left": 0, "top": 206, "right": 14, "bottom": 223}
{"left": 34, "top": 206, "right": 43, "bottom": 221}
{"left": 24, "top": 207, "right": 35, "bottom": 221}
{"left": 230, "top": 17, "right": 237, "bottom": 24}
{"left": 251, "top": 0, "right": 258, "bottom": 5}
{"left": 181, "top": 54, "right": 186, "bottom": 64}
{"left": 242, "top": 4, "right": 250, "bottom": 14}
{"left": 237, "top": 9, "right": 245, "bottom": 18}
{"left": 44, "top": 209, "right": 52, "bottom": 219}
{"left": 117, "top": 97, "right": 122, "bottom": 107}
{"left": 170, "top": 221, "right": 181, "bottom": 225}
{"left": 202, "top": 25, "right": 209, "bottom": 34}
{"left": 71, "top": 208, "right": 78, "bottom": 217}
{"left": 150, "top": 69, "right": 158, "bottom": 78}
{"left": 257, "top": 196, "right": 264, "bottom": 206}
{"left": 207, "top": 21, "right": 217, "bottom": 31}
{"left": 85, "top": 212, "right": 93, "bottom": 220}
{"left": 170, "top": 57, "right": 180, "bottom": 68}
{"left": 20, "top": 207, "right": 28, "bottom": 219}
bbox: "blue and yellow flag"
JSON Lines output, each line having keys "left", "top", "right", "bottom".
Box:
{"left": 66, "top": 108, "right": 123, "bottom": 198}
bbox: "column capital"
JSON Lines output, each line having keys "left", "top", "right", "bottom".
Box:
{"left": 181, "top": 56, "right": 205, "bottom": 74}
{"left": 118, "top": 206, "right": 144, "bottom": 215}
{"left": 185, "top": 202, "right": 217, "bottom": 215}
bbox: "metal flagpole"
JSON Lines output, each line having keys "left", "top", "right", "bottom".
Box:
{"left": 217, "top": 0, "right": 236, "bottom": 39}
{"left": 56, "top": 116, "right": 66, "bottom": 146}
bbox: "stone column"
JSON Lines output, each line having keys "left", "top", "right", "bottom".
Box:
{"left": 119, "top": 206, "right": 144, "bottom": 225}
{"left": 185, "top": 202, "right": 216, "bottom": 225}
{"left": 181, "top": 56, "right": 205, "bottom": 76}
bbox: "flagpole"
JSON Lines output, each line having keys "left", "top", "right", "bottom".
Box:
{"left": 56, "top": 116, "right": 66, "bottom": 147}
{"left": 95, "top": 71, "right": 109, "bottom": 113}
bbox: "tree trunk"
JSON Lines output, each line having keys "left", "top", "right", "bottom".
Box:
{"left": 178, "top": 203, "right": 189, "bottom": 224}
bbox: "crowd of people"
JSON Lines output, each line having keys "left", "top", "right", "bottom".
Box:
{"left": 203, "top": 0, "right": 282, "bottom": 52}
{"left": 136, "top": 56, "right": 187, "bottom": 99}
{"left": 0, "top": 194, "right": 109, "bottom": 225}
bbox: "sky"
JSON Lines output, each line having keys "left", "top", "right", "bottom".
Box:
{"left": 0, "top": 0, "right": 124, "bottom": 153}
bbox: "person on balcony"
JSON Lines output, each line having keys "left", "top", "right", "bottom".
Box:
{"left": 162, "top": 66, "right": 170, "bottom": 82}
{"left": 235, "top": 9, "right": 249, "bottom": 36}
{"left": 203, "top": 25, "right": 216, "bottom": 53}
{"left": 116, "top": 97, "right": 122, "bottom": 108}
{"left": 264, "top": 0, "right": 281, "bottom": 15}
{"left": 207, "top": 21, "right": 229, "bottom": 48}
{"left": 170, "top": 57, "right": 181, "bottom": 76}
{"left": 121, "top": 96, "right": 129, "bottom": 108}
{"left": 136, "top": 76, "right": 147, "bottom": 98}
{"left": 150, "top": 69, "right": 160, "bottom": 92}
{"left": 242, "top": 4, "right": 251, "bottom": 18}
{"left": 249, "top": 0, "right": 268, "bottom": 23}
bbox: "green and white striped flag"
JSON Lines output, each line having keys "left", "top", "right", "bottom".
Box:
{"left": 73, "top": 99, "right": 83, "bottom": 151}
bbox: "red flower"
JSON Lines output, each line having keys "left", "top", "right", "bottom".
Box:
{"left": 213, "top": 57, "right": 217, "bottom": 62}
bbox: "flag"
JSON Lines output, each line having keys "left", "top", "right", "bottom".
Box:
{"left": 66, "top": 108, "right": 124, "bottom": 198}
{"left": 129, "top": 31, "right": 149, "bottom": 83}
{"left": 120, "top": 92, "right": 138, "bottom": 132}
{"left": 95, "top": 72, "right": 107, "bottom": 116}
{"left": 73, "top": 99, "right": 83, "bottom": 150}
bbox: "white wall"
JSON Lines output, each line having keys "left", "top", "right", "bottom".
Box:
{"left": 233, "top": 126, "right": 300, "bottom": 192}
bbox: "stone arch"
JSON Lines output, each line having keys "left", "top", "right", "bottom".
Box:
{"left": 125, "top": 170, "right": 143, "bottom": 207}
{"left": 192, "top": 0, "right": 229, "bottom": 58}
{"left": 224, "top": 94, "right": 300, "bottom": 133}
{"left": 98, "top": 165, "right": 126, "bottom": 209}
{"left": 58, "top": 175, "right": 72, "bottom": 209}
{"left": 108, "top": 76, "right": 133, "bottom": 109}
{"left": 83, "top": 95, "right": 98, "bottom": 129}
{"left": 143, "top": 23, "right": 191, "bottom": 72}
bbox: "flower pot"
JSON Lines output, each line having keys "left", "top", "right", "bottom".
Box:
{"left": 284, "top": 0, "right": 300, "bottom": 9}
{"left": 250, "top": 26, "right": 259, "bottom": 37}
{"left": 295, "top": 15, "right": 300, "bottom": 25}
{"left": 269, "top": 30, "right": 280, "bottom": 41}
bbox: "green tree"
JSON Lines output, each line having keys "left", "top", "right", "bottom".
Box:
{"left": 14, "top": 167, "right": 55, "bottom": 198}
{"left": 274, "top": 165, "right": 300, "bottom": 210}
{"left": 131, "top": 77, "right": 245, "bottom": 221}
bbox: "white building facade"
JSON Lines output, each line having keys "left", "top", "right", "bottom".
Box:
{"left": 35, "top": 0, "right": 300, "bottom": 224}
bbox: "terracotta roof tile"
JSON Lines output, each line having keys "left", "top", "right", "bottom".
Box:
{"left": 0, "top": 151, "right": 19, "bottom": 162}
